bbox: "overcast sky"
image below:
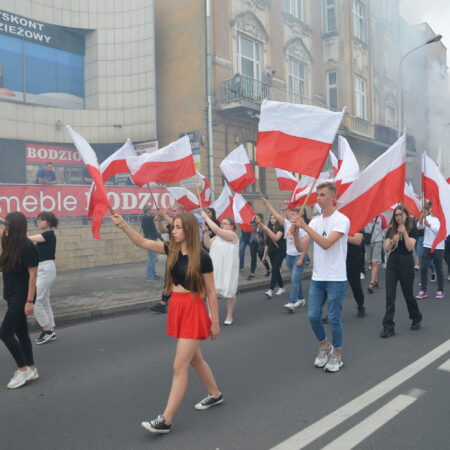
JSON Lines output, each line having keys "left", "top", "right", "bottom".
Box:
{"left": 400, "top": 0, "right": 450, "bottom": 52}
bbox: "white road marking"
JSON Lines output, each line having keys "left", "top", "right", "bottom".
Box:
{"left": 271, "top": 339, "right": 450, "bottom": 450}
{"left": 437, "top": 358, "right": 450, "bottom": 372}
{"left": 321, "top": 388, "right": 425, "bottom": 450}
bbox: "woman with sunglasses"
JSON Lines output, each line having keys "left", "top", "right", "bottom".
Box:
{"left": 201, "top": 211, "right": 239, "bottom": 325}
{"left": 28, "top": 211, "right": 58, "bottom": 344}
{"left": 380, "top": 206, "right": 422, "bottom": 338}
{"left": 0, "top": 212, "right": 39, "bottom": 389}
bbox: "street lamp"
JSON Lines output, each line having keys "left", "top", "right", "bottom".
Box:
{"left": 397, "top": 34, "right": 443, "bottom": 138}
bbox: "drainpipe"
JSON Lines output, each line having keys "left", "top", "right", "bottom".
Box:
{"left": 205, "top": 0, "right": 215, "bottom": 199}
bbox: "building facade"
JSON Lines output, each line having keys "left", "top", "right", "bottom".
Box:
{"left": 155, "top": 0, "right": 448, "bottom": 205}
{"left": 0, "top": 0, "right": 157, "bottom": 184}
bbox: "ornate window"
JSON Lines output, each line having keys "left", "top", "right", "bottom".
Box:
{"left": 237, "top": 34, "right": 261, "bottom": 81}
{"left": 288, "top": 56, "right": 306, "bottom": 102}
{"left": 385, "top": 103, "right": 396, "bottom": 129}
{"left": 285, "top": 0, "right": 304, "bottom": 21}
{"left": 352, "top": 0, "right": 365, "bottom": 41}
{"left": 327, "top": 71, "right": 338, "bottom": 110}
{"left": 354, "top": 75, "right": 366, "bottom": 119}
{"left": 323, "top": 0, "right": 337, "bottom": 33}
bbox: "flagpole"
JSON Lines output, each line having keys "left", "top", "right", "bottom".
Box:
{"left": 146, "top": 183, "right": 160, "bottom": 211}
{"left": 298, "top": 177, "right": 318, "bottom": 218}
{"left": 195, "top": 176, "right": 204, "bottom": 210}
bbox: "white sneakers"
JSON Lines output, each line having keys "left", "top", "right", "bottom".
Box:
{"left": 265, "top": 288, "right": 285, "bottom": 298}
{"left": 265, "top": 290, "right": 273, "bottom": 298}
{"left": 7, "top": 368, "right": 39, "bottom": 389}
{"left": 275, "top": 288, "right": 285, "bottom": 295}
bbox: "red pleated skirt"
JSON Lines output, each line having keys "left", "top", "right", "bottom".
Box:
{"left": 167, "top": 292, "right": 211, "bottom": 340}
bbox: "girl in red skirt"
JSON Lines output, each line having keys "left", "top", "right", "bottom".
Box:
{"left": 112, "top": 212, "right": 222, "bottom": 434}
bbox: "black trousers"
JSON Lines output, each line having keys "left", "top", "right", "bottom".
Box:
{"left": 269, "top": 251, "right": 284, "bottom": 290}
{"left": 420, "top": 247, "right": 444, "bottom": 291}
{"left": 250, "top": 240, "right": 270, "bottom": 274}
{"left": 445, "top": 239, "right": 450, "bottom": 274}
{"left": 383, "top": 254, "right": 422, "bottom": 331}
{"left": 0, "top": 298, "right": 34, "bottom": 368}
{"left": 346, "top": 260, "right": 364, "bottom": 307}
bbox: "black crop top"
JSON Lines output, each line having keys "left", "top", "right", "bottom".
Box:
{"left": 164, "top": 242, "right": 213, "bottom": 290}
{"left": 36, "top": 230, "right": 56, "bottom": 262}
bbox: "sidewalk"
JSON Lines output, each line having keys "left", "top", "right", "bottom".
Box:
{"left": 0, "top": 256, "right": 311, "bottom": 329}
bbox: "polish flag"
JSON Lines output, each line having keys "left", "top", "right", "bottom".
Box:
{"left": 329, "top": 151, "right": 339, "bottom": 176}
{"left": 257, "top": 100, "right": 344, "bottom": 177}
{"left": 128, "top": 136, "right": 195, "bottom": 185}
{"left": 275, "top": 169, "right": 298, "bottom": 191}
{"left": 66, "top": 126, "right": 110, "bottom": 240}
{"left": 288, "top": 173, "right": 333, "bottom": 209}
{"left": 337, "top": 135, "right": 406, "bottom": 235}
{"left": 211, "top": 184, "right": 234, "bottom": 221}
{"left": 233, "top": 193, "right": 255, "bottom": 232}
{"left": 334, "top": 136, "right": 360, "bottom": 196}
{"left": 404, "top": 183, "right": 422, "bottom": 218}
{"left": 422, "top": 153, "right": 450, "bottom": 251}
{"left": 167, "top": 187, "right": 200, "bottom": 212}
{"left": 220, "top": 145, "right": 256, "bottom": 193}
{"left": 100, "top": 139, "right": 137, "bottom": 182}
{"left": 196, "top": 170, "right": 211, "bottom": 206}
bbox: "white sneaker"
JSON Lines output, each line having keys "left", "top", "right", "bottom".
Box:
{"left": 7, "top": 369, "right": 31, "bottom": 389}
{"left": 360, "top": 273, "right": 365, "bottom": 280}
{"left": 265, "top": 290, "right": 273, "bottom": 298}
{"left": 27, "top": 368, "right": 39, "bottom": 381}
{"left": 283, "top": 302, "right": 296, "bottom": 313}
{"left": 275, "top": 288, "right": 285, "bottom": 295}
{"left": 293, "top": 299, "right": 306, "bottom": 308}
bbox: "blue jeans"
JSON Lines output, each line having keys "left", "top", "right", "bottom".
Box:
{"left": 285, "top": 254, "right": 308, "bottom": 303}
{"left": 146, "top": 250, "right": 158, "bottom": 279}
{"left": 239, "top": 233, "right": 251, "bottom": 269}
{"left": 308, "top": 280, "right": 347, "bottom": 349}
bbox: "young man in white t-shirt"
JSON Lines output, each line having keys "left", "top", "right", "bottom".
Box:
{"left": 261, "top": 198, "right": 308, "bottom": 312}
{"left": 416, "top": 202, "right": 445, "bottom": 299}
{"left": 292, "top": 182, "right": 350, "bottom": 373}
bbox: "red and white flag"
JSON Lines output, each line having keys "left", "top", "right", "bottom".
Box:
{"left": 233, "top": 193, "right": 255, "bottom": 232}
{"left": 275, "top": 169, "right": 298, "bottom": 191}
{"left": 128, "top": 136, "right": 195, "bottom": 186}
{"left": 334, "top": 136, "right": 360, "bottom": 196}
{"left": 288, "top": 173, "right": 333, "bottom": 209}
{"left": 220, "top": 145, "right": 256, "bottom": 193}
{"left": 66, "top": 126, "right": 110, "bottom": 240}
{"left": 403, "top": 182, "right": 422, "bottom": 218}
{"left": 211, "top": 184, "right": 234, "bottom": 221}
{"left": 257, "top": 100, "right": 344, "bottom": 177}
{"left": 422, "top": 153, "right": 450, "bottom": 251}
{"left": 100, "top": 139, "right": 137, "bottom": 182}
{"left": 329, "top": 151, "right": 339, "bottom": 176}
{"left": 167, "top": 187, "right": 200, "bottom": 212}
{"left": 196, "top": 170, "right": 211, "bottom": 206}
{"left": 337, "top": 135, "right": 406, "bottom": 235}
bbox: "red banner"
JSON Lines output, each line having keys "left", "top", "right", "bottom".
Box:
{"left": 26, "top": 144, "right": 83, "bottom": 166}
{"left": 0, "top": 185, "right": 174, "bottom": 217}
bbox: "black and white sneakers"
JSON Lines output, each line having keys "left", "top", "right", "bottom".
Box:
{"left": 141, "top": 415, "right": 172, "bottom": 434}
{"left": 35, "top": 330, "right": 56, "bottom": 345}
{"left": 194, "top": 393, "right": 224, "bottom": 410}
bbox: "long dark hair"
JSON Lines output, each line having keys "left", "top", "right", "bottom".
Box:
{"left": 0, "top": 212, "right": 29, "bottom": 272}
{"left": 387, "top": 205, "right": 412, "bottom": 238}
{"left": 268, "top": 214, "right": 281, "bottom": 232}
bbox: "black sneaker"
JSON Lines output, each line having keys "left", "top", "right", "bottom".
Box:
{"left": 141, "top": 415, "right": 171, "bottom": 434}
{"left": 194, "top": 393, "right": 223, "bottom": 410}
{"left": 35, "top": 330, "right": 56, "bottom": 345}
{"left": 357, "top": 306, "right": 366, "bottom": 318}
{"left": 380, "top": 329, "right": 395, "bottom": 338}
{"left": 150, "top": 302, "right": 167, "bottom": 313}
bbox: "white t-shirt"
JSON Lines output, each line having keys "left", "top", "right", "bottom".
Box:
{"left": 309, "top": 210, "right": 350, "bottom": 281}
{"left": 418, "top": 215, "right": 444, "bottom": 250}
{"left": 284, "top": 218, "right": 307, "bottom": 256}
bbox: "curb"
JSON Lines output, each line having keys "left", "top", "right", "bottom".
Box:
{"left": 27, "top": 268, "right": 312, "bottom": 329}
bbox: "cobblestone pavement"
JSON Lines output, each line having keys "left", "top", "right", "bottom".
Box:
{"left": 0, "top": 255, "right": 309, "bottom": 327}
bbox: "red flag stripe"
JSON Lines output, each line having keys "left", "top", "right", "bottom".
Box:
{"left": 102, "top": 159, "right": 130, "bottom": 183}
{"left": 131, "top": 155, "right": 195, "bottom": 186}
{"left": 257, "top": 131, "right": 331, "bottom": 178}
{"left": 339, "top": 163, "right": 405, "bottom": 235}
{"left": 228, "top": 164, "right": 256, "bottom": 193}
